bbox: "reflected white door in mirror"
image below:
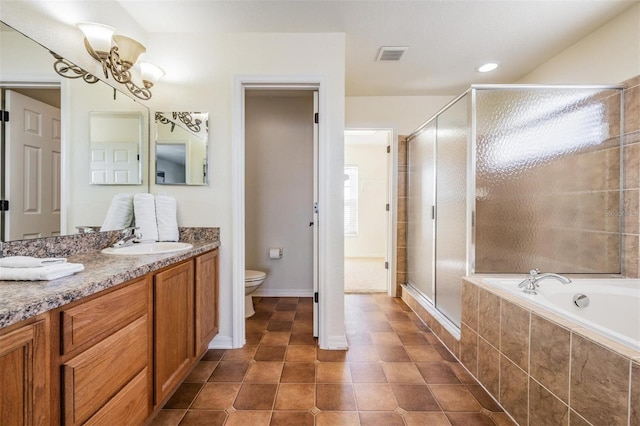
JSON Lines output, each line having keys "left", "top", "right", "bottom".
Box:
{"left": 89, "top": 111, "right": 143, "bottom": 185}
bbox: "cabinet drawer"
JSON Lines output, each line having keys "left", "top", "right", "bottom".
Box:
{"left": 84, "top": 368, "right": 149, "bottom": 426}
{"left": 63, "top": 315, "right": 148, "bottom": 425}
{"left": 61, "top": 277, "right": 148, "bottom": 354}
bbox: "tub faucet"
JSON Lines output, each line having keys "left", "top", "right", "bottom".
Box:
{"left": 518, "top": 269, "right": 571, "bottom": 295}
{"left": 111, "top": 227, "right": 142, "bottom": 248}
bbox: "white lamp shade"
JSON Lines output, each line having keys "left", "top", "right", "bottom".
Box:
{"left": 112, "top": 35, "right": 146, "bottom": 65}
{"left": 140, "top": 61, "right": 165, "bottom": 84}
{"left": 76, "top": 22, "right": 115, "bottom": 53}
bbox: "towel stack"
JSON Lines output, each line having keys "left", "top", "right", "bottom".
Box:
{"left": 156, "top": 194, "right": 180, "bottom": 242}
{"left": 100, "top": 194, "right": 134, "bottom": 232}
{"left": 0, "top": 256, "right": 84, "bottom": 281}
{"left": 133, "top": 193, "right": 179, "bottom": 242}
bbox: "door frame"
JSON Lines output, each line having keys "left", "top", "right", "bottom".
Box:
{"left": 343, "top": 128, "right": 397, "bottom": 296}
{"left": 0, "top": 81, "right": 67, "bottom": 240}
{"left": 231, "top": 75, "right": 328, "bottom": 348}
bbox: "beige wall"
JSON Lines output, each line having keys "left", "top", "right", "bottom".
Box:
{"left": 245, "top": 94, "right": 314, "bottom": 296}
{"left": 344, "top": 143, "right": 388, "bottom": 258}
{"left": 346, "top": 96, "right": 455, "bottom": 135}
{"left": 518, "top": 4, "right": 640, "bottom": 85}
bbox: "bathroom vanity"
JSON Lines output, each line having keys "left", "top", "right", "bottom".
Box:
{"left": 0, "top": 238, "right": 219, "bottom": 425}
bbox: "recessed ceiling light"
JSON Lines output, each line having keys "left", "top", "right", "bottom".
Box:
{"left": 477, "top": 62, "right": 499, "bottom": 73}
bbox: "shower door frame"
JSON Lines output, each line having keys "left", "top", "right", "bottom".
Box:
{"left": 405, "top": 84, "right": 625, "bottom": 337}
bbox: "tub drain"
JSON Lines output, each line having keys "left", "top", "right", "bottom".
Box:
{"left": 573, "top": 293, "right": 590, "bottom": 308}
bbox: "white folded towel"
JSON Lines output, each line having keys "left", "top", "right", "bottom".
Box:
{"left": 0, "top": 263, "right": 84, "bottom": 281}
{"left": 0, "top": 256, "right": 67, "bottom": 268}
{"left": 100, "top": 193, "right": 134, "bottom": 232}
{"left": 156, "top": 194, "right": 179, "bottom": 242}
{"left": 134, "top": 193, "right": 159, "bottom": 243}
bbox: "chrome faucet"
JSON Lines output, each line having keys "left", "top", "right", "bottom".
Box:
{"left": 111, "top": 227, "right": 142, "bottom": 248}
{"left": 518, "top": 268, "right": 571, "bottom": 295}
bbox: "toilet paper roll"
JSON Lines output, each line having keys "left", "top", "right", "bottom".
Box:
{"left": 269, "top": 248, "right": 283, "bottom": 259}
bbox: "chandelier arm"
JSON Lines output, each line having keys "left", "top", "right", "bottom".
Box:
{"left": 50, "top": 51, "right": 99, "bottom": 84}
{"left": 125, "top": 82, "right": 152, "bottom": 101}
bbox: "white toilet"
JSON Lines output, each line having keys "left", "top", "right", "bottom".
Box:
{"left": 245, "top": 270, "right": 267, "bottom": 318}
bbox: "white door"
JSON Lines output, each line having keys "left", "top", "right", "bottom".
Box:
{"left": 313, "top": 91, "right": 319, "bottom": 337}
{"left": 90, "top": 141, "right": 140, "bottom": 184}
{"left": 5, "top": 90, "right": 61, "bottom": 240}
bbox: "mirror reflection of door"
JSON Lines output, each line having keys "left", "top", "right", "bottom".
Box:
{"left": 3, "top": 89, "right": 61, "bottom": 240}
{"left": 89, "top": 111, "right": 142, "bottom": 185}
{"left": 156, "top": 143, "right": 187, "bottom": 184}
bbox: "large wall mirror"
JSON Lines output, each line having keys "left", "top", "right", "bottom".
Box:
{"left": 0, "top": 22, "right": 150, "bottom": 242}
{"left": 155, "top": 112, "right": 208, "bottom": 186}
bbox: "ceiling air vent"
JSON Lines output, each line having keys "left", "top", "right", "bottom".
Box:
{"left": 376, "top": 46, "right": 409, "bottom": 62}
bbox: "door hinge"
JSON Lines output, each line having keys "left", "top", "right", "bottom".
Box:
{"left": 0, "top": 110, "right": 8, "bottom": 122}
{"left": 314, "top": 113, "right": 319, "bottom": 124}
{"left": 431, "top": 205, "right": 435, "bottom": 220}
{"left": 313, "top": 202, "right": 319, "bottom": 214}
{"left": 0, "top": 200, "right": 9, "bottom": 211}
{"left": 384, "top": 261, "right": 389, "bottom": 270}
{"left": 386, "top": 203, "right": 390, "bottom": 212}
{"left": 386, "top": 145, "right": 390, "bottom": 154}
{"left": 314, "top": 292, "right": 318, "bottom": 303}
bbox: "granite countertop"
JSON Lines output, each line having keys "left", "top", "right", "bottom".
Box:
{"left": 0, "top": 240, "right": 219, "bottom": 329}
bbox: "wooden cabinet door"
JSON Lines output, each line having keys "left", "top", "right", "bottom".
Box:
{"left": 153, "top": 261, "right": 194, "bottom": 405}
{"left": 195, "top": 249, "right": 219, "bottom": 356}
{"left": 0, "top": 319, "right": 48, "bottom": 426}
{"left": 62, "top": 316, "right": 148, "bottom": 425}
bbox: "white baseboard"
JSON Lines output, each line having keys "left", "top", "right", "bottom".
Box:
{"left": 253, "top": 288, "right": 314, "bottom": 297}
{"left": 208, "top": 334, "right": 233, "bottom": 349}
{"left": 322, "top": 334, "right": 348, "bottom": 350}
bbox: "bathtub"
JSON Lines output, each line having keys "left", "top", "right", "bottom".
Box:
{"left": 482, "top": 277, "right": 640, "bottom": 351}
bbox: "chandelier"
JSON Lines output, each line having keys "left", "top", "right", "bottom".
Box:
{"left": 53, "top": 22, "right": 164, "bottom": 100}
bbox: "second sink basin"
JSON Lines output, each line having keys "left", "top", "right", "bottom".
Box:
{"left": 101, "top": 242, "right": 193, "bottom": 255}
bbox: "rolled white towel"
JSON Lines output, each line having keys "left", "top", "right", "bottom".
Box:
{"left": 100, "top": 193, "right": 134, "bottom": 232}
{"left": 0, "top": 256, "right": 67, "bottom": 268}
{"left": 134, "top": 193, "right": 159, "bottom": 243}
{"left": 156, "top": 194, "right": 179, "bottom": 242}
{"left": 0, "top": 263, "right": 84, "bottom": 281}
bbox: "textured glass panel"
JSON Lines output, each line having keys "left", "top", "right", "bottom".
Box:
{"left": 435, "top": 95, "right": 469, "bottom": 327}
{"left": 475, "top": 88, "right": 622, "bottom": 273}
{"left": 407, "top": 122, "right": 436, "bottom": 301}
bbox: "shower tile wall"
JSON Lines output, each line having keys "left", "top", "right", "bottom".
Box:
{"left": 622, "top": 75, "right": 640, "bottom": 277}
{"left": 396, "top": 77, "right": 640, "bottom": 280}
{"left": 475, "top": 87, "right": 624, "bottom": 274}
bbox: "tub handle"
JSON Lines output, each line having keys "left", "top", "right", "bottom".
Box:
{"left": 573, "top": 294, "right": 590, "bottom": 308}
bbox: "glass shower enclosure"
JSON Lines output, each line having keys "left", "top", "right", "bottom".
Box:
{"left": 406, "top": 85, "right": 624, "bottom": 332}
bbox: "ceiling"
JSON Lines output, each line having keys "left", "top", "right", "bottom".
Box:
{"left": 8, "top": 1, "right": 638, "bottom": 96}
{"left": 113, "top": 0, "right": 638, "bottom": 96}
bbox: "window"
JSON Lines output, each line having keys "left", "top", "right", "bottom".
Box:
{"left": 344, "top": 165, "right": 358, "bottom": 236}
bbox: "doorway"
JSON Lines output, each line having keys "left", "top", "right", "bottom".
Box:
{"left": 244, "top": 89, "right": 317, "bottom": 334}
{"left": 232, "top": 80, "right": 323, "bottom": 349}
{"left": 343, "top": 129, "right": 393, "bottom": 294}
{"left": 1, "top": 87, "right": 61, "bottom": 241}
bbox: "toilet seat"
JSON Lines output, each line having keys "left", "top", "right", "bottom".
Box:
{"left": 245, "top": 270, "right": 266, "bottom": 283}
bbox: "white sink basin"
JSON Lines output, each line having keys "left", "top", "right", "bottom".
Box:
{"left": 101, "top": 242, "right": 193, "bottom": 255}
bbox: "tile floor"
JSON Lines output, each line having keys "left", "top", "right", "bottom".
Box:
{"left": 151, "top": 294, "right": 515, "bottom": 426}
